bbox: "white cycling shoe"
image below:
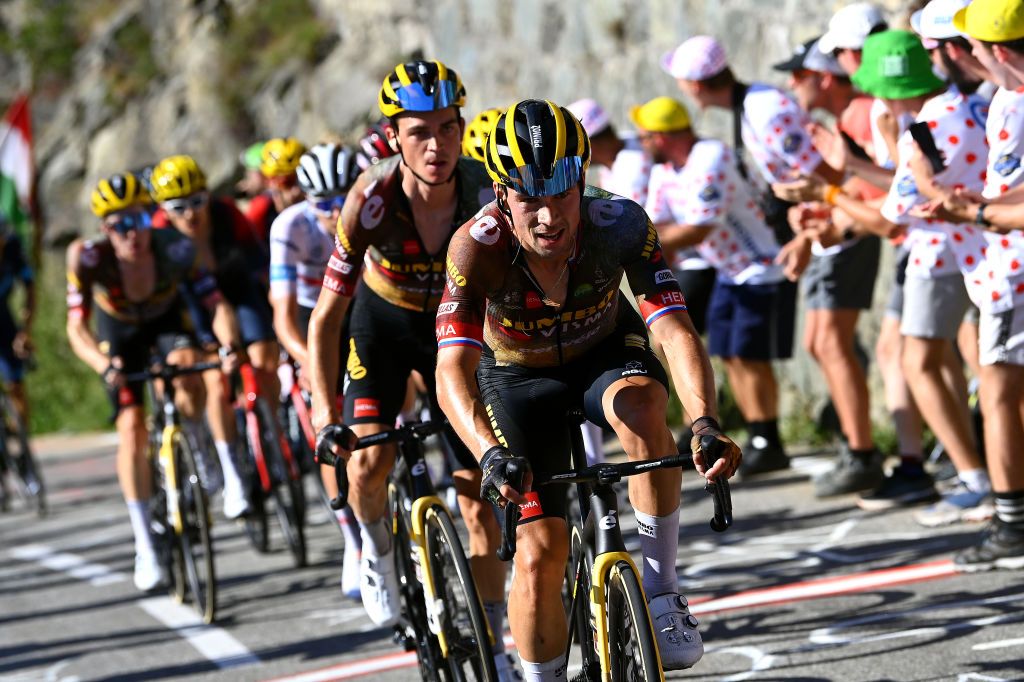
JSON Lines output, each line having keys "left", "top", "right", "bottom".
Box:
{"left": 360, "top": 551, "right": 400, "bottom": 627}
{"left": 341, "top": 547, "right": 362, "bottom": 600}
{"left": 648, "top": 592, "right": 704, "bottom": 670}
{"left": 133, "top": 551, "right": 166, "bottom": 592}
{"left": 222, "top": 478, "right": 251, "bottom": 520}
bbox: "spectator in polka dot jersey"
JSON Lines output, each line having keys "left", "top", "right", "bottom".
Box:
{"left": 776, "top": 31, "right": 982, "bottom": 504}
{"left": 904, "top": 0, "right": 1024, "bottom": 571}
{"left": 635, "top": 96, "right": 801, "bottom": 477}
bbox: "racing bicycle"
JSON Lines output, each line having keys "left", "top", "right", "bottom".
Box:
{"left": 0, "top": 377, "right": 45, "bottom": 516}
{"left": 318, "top": 420, "right": 498, "bottom": 681}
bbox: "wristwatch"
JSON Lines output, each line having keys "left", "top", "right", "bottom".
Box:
{"left": 975, "top": 203, "right": 991, "bottom": 227}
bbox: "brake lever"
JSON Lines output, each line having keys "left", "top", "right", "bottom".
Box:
{"left": 698, "top": 434, "right": 734, "bottom": 532}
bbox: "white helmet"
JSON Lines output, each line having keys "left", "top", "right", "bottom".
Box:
{"left": 296, "top": 144, "right": 360, "bottom": 198}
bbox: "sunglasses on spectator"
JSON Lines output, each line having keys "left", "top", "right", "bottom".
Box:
{"left": 104, "top": 211, "right": 151, "bottom": 235}
{"left": 162, "top": 192, "right": 209, "bottom": 215}
{"left": 311, "top": 196, "right": 345, "bottom": 215}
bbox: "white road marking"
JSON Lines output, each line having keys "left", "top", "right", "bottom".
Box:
{"left": 709, "top": 646, "right": 778, "bottom": 681}
{"left": 972, "top": 637, "right": 1024, "bottom": 651}
{"left": 137, "top": 597, "right": 260, "bottom": 669}
{"left": 11, "top": 544, "right": 126, "bottom": 587}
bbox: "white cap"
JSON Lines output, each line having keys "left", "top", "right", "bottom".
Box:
{"left": 818, "top": 3, "right": 887, "bottom": 53}
{"left": 566, "top": 98, "right": 611, "bottom": 137}
{"left": 660, "top": 35, "right": 729, "bottom": 81}
{"left": 911, "top": 0, "right": 970, "bottom": 44}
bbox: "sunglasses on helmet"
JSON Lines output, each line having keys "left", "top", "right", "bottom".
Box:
{"left": 311, "top": 196, "right": 346, "bottom": 215}
{"left": 105, "top": 211, "right": 152, "bottom": 235}
{"left": 162, "top": 192, "right": 209, "bottom": 215}
{"left": 396, "top": 80, "right": 460, "bottom": 112}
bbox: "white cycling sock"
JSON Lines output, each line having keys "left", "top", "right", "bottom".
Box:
{"left": 959, "top": 468, "right": 992, "bottom": 495}
{"left": 582, "top": 420, "right": 605, "bottom": 466}
{"left": 520, "top": 656, "right": 566, "bottom": 682}
{"left": 359, "top": 516, "right": 392, "bottom": 558}
{"left": 484, "top": 601, "right": 507, "bottom": 653}
{"left": 214, "top": 440, "right": 243, "bottom": 488}
{"left": 126, "top": 499, "right": 155, "bottom": 556}
{"left": 634, "top": 509, "right": 680, "bottom": 597}
{"left": 335, "top": 507, "right": 362, "bottom": 551}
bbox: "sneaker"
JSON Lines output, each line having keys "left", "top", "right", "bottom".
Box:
{"left": 360, "top": 551, "right": 400, "bottom": 627}
{"left": 953, "top": 518, "right": 1024, "bottom": 572}
{"left": 647, "top": 592, "right": 703, "bottom": 670}
{"left": 494, "top": 652, "right": 523, "bottom": 681}
{"left": 856, "top": 465, "right": 939, "bottom": 510}
{"left": 341, "top": 547, "right": 361, "bottom": 600}
{"left": 914, "top": 483, "right": 995, "bottom": 528}
{"left": 222, "top": 477, "right": 251, "bottom": 520}
{"left": 739, "top": 437, "right": 790, "bottom": 478}
{"left": 814, "top": 448, "right": 884, "bottom": 498}
{"left": 134, "top": 551, "right": 166, "bottom": 592}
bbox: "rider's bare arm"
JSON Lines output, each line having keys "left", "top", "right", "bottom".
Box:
{"left": 436, "top": 345, "right": 501, "bottom": 460}
{"left": 65, "top": 240, "right": 109, "bottom": 375}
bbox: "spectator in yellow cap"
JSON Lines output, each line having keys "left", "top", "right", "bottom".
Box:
{"left": 634, "top": 96, "right": 802, "bottom": 478}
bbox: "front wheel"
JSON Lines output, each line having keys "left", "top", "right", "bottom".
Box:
{"left": 606, "top": 561, "right": 662, "bottom": 682}
{"left": 256, "top": 398, "right": 306, "bottom": 567}
{"left": 173, "top": 430, "right": 217, "bottom": 624}
{"left": 423, "top": 505, "right": 497, "bottom": 681}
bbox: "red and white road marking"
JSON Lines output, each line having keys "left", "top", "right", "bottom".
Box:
{"left": 264, "top": 559, "right": 959, "bottom": 682}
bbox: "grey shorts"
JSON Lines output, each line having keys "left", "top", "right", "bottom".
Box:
{"left": 899, "top": 273, "right": 970, "bottom": 340}
{"left": 802, "top": 236, "right": 881, "bottom": 311}
{"left": 885, "top": 246, "right": 910, "bottom": 319}
{"left": 980, "top": 305, "right": 1024, "bottom": 367}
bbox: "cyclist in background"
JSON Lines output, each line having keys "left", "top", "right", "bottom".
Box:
{"left": 66, "top": 173, "right": 242, "bottom": 591}
{"left": 0, "top": 213, "right": 35, "bottom": 430}
{"left": 269, "top": 143, "right": 364, "bottom": 598}
{"left": 247, "top": 138, "right": 307, "bottom": 241}
{"left": 309, "top": 60, "right": 517, "bottom": 678}
{"left": 434, "top": 99, "right": 742, "bottom": 678}
{"left": 235, "top": 141, "right": 267, "bottom": 202}
{"left": 356, "top": 121, "right": 398, "bottom": 169}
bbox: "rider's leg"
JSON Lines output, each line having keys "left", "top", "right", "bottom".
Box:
{"left": 116, "top": 403, "right": 164, "bottom": 589}
{"left": 509, "top": 517, "right": 569, "bottom": 677}
{"left": 200, "top": 363, "right": 248, "bottom": 516}
{"left": 247, "top": 339, "right": 282, "bottom": 404}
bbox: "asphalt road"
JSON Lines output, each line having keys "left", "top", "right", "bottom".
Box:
{"left": 2, "top": 432, "right": 1023, "bottom": 682}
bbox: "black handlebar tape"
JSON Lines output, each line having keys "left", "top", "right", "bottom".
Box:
{"left": 330, "top": 464, "right": 349, "bottom": 511}
{"left": 699, "top": 434, "right": 734, "bottom": 532}
{"left": 495, "top": 459, "right": 526, "bottom": 562}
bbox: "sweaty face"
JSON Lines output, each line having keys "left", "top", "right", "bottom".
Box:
{"left": 391, "top": 108, "right": 464, "bottom": 184}
{"left": 501, "top": 184, "right": 582, "bottom": 261}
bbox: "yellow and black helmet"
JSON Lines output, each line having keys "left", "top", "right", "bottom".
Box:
{"left": 378, "top": 60, "right": 466, "bottom": 119}
{"left": 91, "top": 173, "right": 148, "bottom": 217}
{"left": 260, "top": 137, "right": 307, "bottom": 179}
{"left": 484, "top": 99, "right": 591, "bottom": 197}
{"left": 462, "top": 107, "right": 503, "bottom": 163}
{"left": 150, "top": 155, "right": 207, "bottom": 203}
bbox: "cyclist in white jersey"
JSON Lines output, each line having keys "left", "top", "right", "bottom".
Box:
{"left": 269, "top": 143, "right": 365, "bottom": 596}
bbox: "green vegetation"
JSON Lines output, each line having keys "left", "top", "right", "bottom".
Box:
{"left": 28, "top": 252, "right": 109, "bottom": 434}
{"left": 1, "top": 0, "right": 84, "bottom": 86}
{"left": 218, "top": 0, "right": 329, "bottom": 127}
{"left": 103, "top": 18, "right": 162, "bottom": 103}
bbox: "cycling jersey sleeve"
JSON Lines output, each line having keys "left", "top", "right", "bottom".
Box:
{"left": 65, "top": 241, "right": 97, "bottom": 322}
{"left": 322, "top": 170, "right": 388, "bottom": 297}
{"left": 619, "top": 210, "right": 688, "bottom": 328}
{"left": 269, "top": 212, "right": 300, "bottom": 299}
{"left": 434, "top": 214, "right": 503, "bottom": 351}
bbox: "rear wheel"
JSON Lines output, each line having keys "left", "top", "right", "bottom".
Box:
{"left": 256, "top": 398, "right": 306, "bottom": 567}
{"left": 606, "top": 561, "right": 662, "bottom": 682}
{"left": 423, "top": 505, "right": 497, "bottom": 681}
{"left": 1, "top": 394, "right": 45, "bottom": 516}
{"left": 173, "top": 430, "right": 217, "bottom": 624}
{"left": 391, "top": 486, "right": 446, "bottom": 682}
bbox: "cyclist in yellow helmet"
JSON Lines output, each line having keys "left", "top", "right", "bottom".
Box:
{"left": 461, "top": 107, "right": 503, "bottom": 163}
{"left": 247, "top": 137, "right": 307, "bottom": 239}
{"left": 435, "top": 99, "right": 742, "bottom": 676}
{"left": 310, "top": 59, "right": 519, "bottom": 678}
{"left": 68, "top": 172, "right": 243, "bottom": 592}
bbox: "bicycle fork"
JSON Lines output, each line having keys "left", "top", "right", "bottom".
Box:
{"left": 158, "top": 424, "right": 183, "bottom": 534}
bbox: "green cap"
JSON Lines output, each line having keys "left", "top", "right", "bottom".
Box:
{"left": 241, "top": 142, "right": 265, "bottom": 170}
{"left": 851, "top": 30, "right": 945, "bottom": 100}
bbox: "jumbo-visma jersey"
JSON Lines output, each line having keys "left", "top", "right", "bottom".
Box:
{"left": 436, "top": 186, "right": 689, "bottom": 368}
{"left": 322, "top": 155, "right": 494, "bottom": 312}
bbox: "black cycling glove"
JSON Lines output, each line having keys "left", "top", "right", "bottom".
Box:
{"left": 315, "top": 424, "right": 359, "bottom": 466}
{"left": 480, "top": 445, "right": 529, "bottom": 506}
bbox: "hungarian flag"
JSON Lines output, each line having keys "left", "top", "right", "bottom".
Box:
{"left": 0, "top": 95, "right": 37, "bottom": 262}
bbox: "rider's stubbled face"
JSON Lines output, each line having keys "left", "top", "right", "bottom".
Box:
{"left": 391, "top": 109, "right": 464, "bottom": 185}
{"left": 501, "top": 183, "right": 582, "bottom": 262}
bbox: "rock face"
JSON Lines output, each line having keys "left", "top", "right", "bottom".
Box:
{"left": 3, "top": 0, "right": 915, "bottom": 428}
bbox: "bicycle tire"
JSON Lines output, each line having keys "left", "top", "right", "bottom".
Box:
{"left": 238, "top": 406, "right": 269, "bottom": 553}
{"left": 173, "top": 430, "right": 217, "bottom": 624}
{"left": 0, "top": 395, "right": 45, "bottom": 516}
{"left": 256, "top": 398, "right": 307, "bottom": 567}
{"left": 390, "top": 486, "right": 446, "bottom": 682}
{"left": 568, "top": 524, "right": 601, "bottom": 681}
{"left": 423, "top": 505, "right": 497, "bottom": 681}
{"left": 606, "top": 561, "right": 662, "bottom": 682}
